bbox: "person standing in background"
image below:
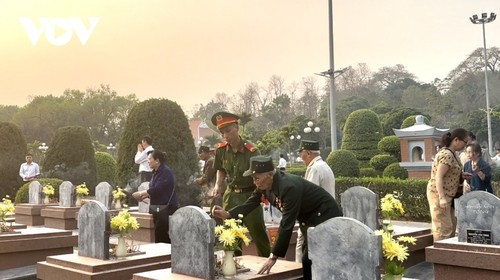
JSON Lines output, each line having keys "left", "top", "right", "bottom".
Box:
{"left": 19, "top": 153, "right": 40, "bottom": 182}
{"left": 135, "top": 136, "right": 154, "bottom": 183}
{"left": 194, "top": 145, "right": 217, "bottom": 207}
{"left": 277, "top": 154, "right": 287, "bottom": 171}
{"left": 463, "top": 142, "right": 493, "bottom": 193}
{"left": 295, "top": 140, "right": 335, "bottom": 262}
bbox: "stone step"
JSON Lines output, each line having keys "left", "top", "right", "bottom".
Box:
{"left": 0, "top": 265, "right": 37, "bottom": 280}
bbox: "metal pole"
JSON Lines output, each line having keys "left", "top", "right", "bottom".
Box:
{"left": 481, "top": 22, "right": 493, "bottom": 156}
{"left": 328, "top": 0, "right": 337, "bottom": 150}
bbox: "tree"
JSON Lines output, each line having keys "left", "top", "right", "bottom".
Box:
{"left": 0, "top": 122, "right": 27, "bottom": 198}
{"left": 372, "top": 64, "right": 417, "bottom": 89}
{"left": 117, "top": 99, "right": 200, "bottom": 206}
{"left": 381, "top": 108, "right": 424, "bottom": 136}
{"left": 95, "top": 151, "right": 117, "bottom": 186}
{"left": 0, "top": 105, "right": 19, "bottom": 122}
{"left": 43, "top": 126, "right": 97, "bottom": 190}
{"left": 341, "top": 109, "right": 383, "bottom": 162}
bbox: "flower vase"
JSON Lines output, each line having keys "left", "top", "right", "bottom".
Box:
{"left": 222, "top": 250, "right": 237, "bottom": 278}
{"left": 75, "top": 196, "right": 82, "bottom": 207}
{"left": 115, "top": 200, "right": 122, "bottom": 210}
{"left": 383, "top": 275, "right": 403, "bottom": 280}
{"left": 115, "top": 236, "right": 127, "bottom": 258}
{"left": 44, "top": 196, "right": 50, "bottom": 204}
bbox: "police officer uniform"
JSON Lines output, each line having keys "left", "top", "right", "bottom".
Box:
{"left": 211, "top": 112, "right": 271, "bottom": 257}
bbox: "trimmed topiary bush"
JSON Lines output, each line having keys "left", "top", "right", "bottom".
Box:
{"left": 360, "top": 167, "right": 380, "bottom": 178}
{"left": 15, "top": 178, "right": 64, "bottom": 203}
{"left": 95, "top": 151, "right": 117, "bottom": 186}
{"left": 326, "top": 150, "right": 360, "bottom": 177}
{"left": 341, "top": 109, "right": 382, "bottom": 162}
{"left": 117, "top": 98, "right": 200, "bottom": 206}
{"left": 378, "top": 135, "right": 401, "bottom": 160}
{"left": 0, "top": 122, "right": 27, "bottom": 199}
{"left": 370, "top": 154, "right": 399, "bottom": 172}
{"left": 383, "top": 163, "right": 408, "bottom": 179}
{"left": 43, "top": 126, "right": 97, "bottom": 193}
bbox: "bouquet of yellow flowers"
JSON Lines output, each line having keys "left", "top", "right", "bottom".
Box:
{"left": 0, "top": 196, "right": 15, "bottom": 232}
{"left": 110, "top": 210, "right": 140, "bottom": 237}
{"left": 214, "top": 215, "right": 250, "bottom": 251}
{"left": 376, "top": 194, "right": 416, "bottom": 279}
{"left": 42, "top": 184, "right": 55, "bottom": 197}
{"left": 380, "top": 194, "right": 404, "bottom": 220}
{"left": 112, "top": 187, "right": 126, "bottom": 200}
{"left": 75, "top": 183, "right": 89, "bottom": 197}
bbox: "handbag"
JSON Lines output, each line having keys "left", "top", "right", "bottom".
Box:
{"left": 149, "top": 188, "right": 176, "bottom": 214}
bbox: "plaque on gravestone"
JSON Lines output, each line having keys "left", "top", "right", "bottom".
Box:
{"left": 466, "top": 229, "right": 492, "bottom": 244}
{"left": 138, "top": 182, "right": 150, "bottom": 213}
{"left": 455, "top": 191, "right": 500, "bottom": 245}
{"left": 59, "top": 181, "right": 75, "bottom": 207}
{"left": 308, "top": 217, "right": 382, "bottom": 280}
{"left": 95, "top": 182, "right": 113, "bottom": 209}
{"left": 170, "top": 206, "right": 215, "bottom": 279}
{"left": 341, "top": 186, "right": 379, "bottom": 230}
{"left": 28, "top": 181, "right": 43, "bottom": 204}
{"left": 78, "top": 200, "right": 110, "bottom": 260}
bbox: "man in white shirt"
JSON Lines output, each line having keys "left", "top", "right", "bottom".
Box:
{"left": 277, "top": 154, "right": 287, "bottom": 171}
{"left": 19, "top": 153, "right": 40, "bottom": 182}
{"left": 134, "top": 136, "right": 154, "bottom": 183}
{"left": 295, "top": 140, "right": 335, "bottom": 262}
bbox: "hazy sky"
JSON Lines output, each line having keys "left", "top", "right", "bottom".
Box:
{"left": 1, "top": 0, "right": 499, "bottom": 116}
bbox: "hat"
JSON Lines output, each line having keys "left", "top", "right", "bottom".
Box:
{"left": 243, "top": 156, "right": 275, "bottom": 176}
{"left": 211, "top": 112, "right": 240, "bottom": 129}
{"left": 198, "top": 146, "right": 210, "bottom": 153}
{"left": 297, "top": 140, "right": 320, "bottom": 152}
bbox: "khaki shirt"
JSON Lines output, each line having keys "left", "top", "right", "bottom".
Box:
{"left": 428, "top": 148, "right": 463, "bottom": 200}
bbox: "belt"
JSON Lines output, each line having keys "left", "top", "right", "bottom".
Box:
{"left": 229, "top": 186, "right": 255, "bottom": 193}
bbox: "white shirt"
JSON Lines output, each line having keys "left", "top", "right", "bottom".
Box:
{"left": 19, "top": 162, "right": 40, "bottom": 181}
{"left": 304, "top": 156, "right": 335, "bottom": 198}
{"left": 277, "top": 157, "right": 287, "bottom": 168}
{"left": 134, "top": 145, "right": 154, "bottom": 172}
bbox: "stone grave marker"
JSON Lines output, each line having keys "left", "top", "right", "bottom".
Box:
{"left": 169, "top": 206, "right": 215, "bottom": 279}
{"left": 78, "top": 200, "right": 110, "bottom": 259}
{"left": 59, "top": 181, "right": 75, "bottom": 207}
{"left": 28, "top": 181, "right": 43, "bottom": 204}
{"left": 455, "top": 191, "right": 500, "bottom": 245}
{"left": 341, "top": 186, "right": 379, "bottom": 230}
{"left": 308, "top": 217, "right": 382, "bottom": 280}
{"left": 95, "top": 182, "right": 113, "bottom": 209}
{"left": 138, "top": 182, "right": 150, "bottom": 213}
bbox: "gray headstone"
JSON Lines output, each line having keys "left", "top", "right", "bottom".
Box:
{"left": 59, "top": 181, "right": 75, "bottom": 207}
{"left": 308, "top": 217, "right": 381, "bottom": 280}
{"left": 169, "top": 206, "right": 215, "bottom": 279}
{"left": 341, "top": 186, "right": 379, "bottom": 230}
{"left": 455, "top": 191, "right": 500, "bottom": 245}
{"left": 95, "top": 182, "right": 113, "bottom": 209}
{"left": 28, "top": 181, "right": 43, "bottom": 204}
{"left": 138, "top": 182, "right": 150, "bottom": 213}
{"left": 78, "top": 200, "right": 110, "bottom": 259}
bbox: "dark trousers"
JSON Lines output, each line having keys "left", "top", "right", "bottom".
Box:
{"left": 140, "top": 171, "right": 153, "bottom": 183}
{"left": 300, "top": 225, "right": 312, "bottom": 280}
{"left": 151, "top": 205, "right": 177, "bottom": 243}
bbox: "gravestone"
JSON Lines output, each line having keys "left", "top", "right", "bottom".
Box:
{"left": 455, "top": 191, "right": 500, "bottom": 245}
{"left": 169, "top": 206, "right": 215, "bottom": 279}
{"left": 308, "top": 217, "right": 382, "bottom": 280}
{"left": 341, "top": 186, "right": 379, "bottom": 230}
{"left": 29, "top": 181, "right": 43, "bottom": 204}
{"left": 59, "top": 181, "right": 74, "bottom": 207}
{"left": 78, "top": 200, "right": 110, "bottom": 259}
{"left": 95, "top": 182, "right": 113, "bottom": 209}
{"left": 138, "top": 182, "right": 150, "bottom": 213}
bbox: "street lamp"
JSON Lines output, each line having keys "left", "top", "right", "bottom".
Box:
{"left": 289, "top": 135, "right": 301, "bottom": 167}
{"left": 197, "top": 137, "right": 204, "bottom": 147}
{"left": 38, "top": 142, "right": 48, "bottom": 153}
{"left": 107, "top": 143, "right": 116, "bottom": 155}
{"left": 304, "top": 121, "right": 320, "bottom": 134}
{"left": 470, "top": 12, "right": 496, "bottom": 156}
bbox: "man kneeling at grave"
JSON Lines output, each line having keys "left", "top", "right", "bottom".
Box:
{"left": 213, "top": 155, "right": 342, "bottom": 280}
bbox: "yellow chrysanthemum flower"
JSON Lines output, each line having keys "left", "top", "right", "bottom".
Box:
{"left": 215, "top": 216, "right": 251, "bottom": 251}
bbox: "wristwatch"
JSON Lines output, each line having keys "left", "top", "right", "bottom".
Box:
{"left": 269, "top": 253, "right": 278, "bottom": 260}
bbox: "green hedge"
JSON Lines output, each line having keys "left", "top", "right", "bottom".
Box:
{"left": 336, "top": 177, "right": 429, "bottom": 222}
{"left": 15, "top": 178, "right": 64, "bottom": 204}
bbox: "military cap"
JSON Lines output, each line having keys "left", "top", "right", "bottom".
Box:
{"left": 211, "top": 112, "right": 240, "bottom": 129}
{"left": 243, "top": 155, "right": 275, "bottom": 176}
{"left": 198, "top": 145, "right": 210, "bottom": 153}
{"left": 297, "top": 140, "right": 320, "bottom": 152}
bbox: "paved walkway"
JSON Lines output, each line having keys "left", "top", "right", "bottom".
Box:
{"left": 405, "top": 262, "right": 434, "bottom": 280}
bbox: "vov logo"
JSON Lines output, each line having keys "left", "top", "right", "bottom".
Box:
{"left": 19, "top": 17, "right": 99, "bottom": 46}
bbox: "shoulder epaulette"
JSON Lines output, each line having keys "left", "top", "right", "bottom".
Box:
{"left": 243, "top": 142, "right": 257, "bottom": 152}
{"left": 217, "top": 142, "right": 228, "bottom": 149}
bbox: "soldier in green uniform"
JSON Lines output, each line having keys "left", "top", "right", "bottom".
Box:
{"left": 211, "top": 112, "right": 271, "bottom": 258}
{"left": 212, "top": 155, "right": 342, "bottom": 280}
